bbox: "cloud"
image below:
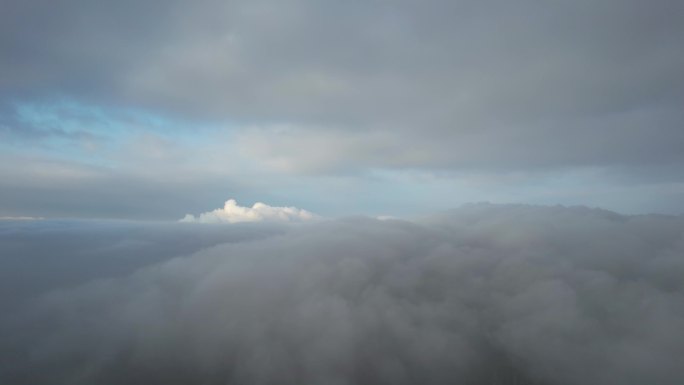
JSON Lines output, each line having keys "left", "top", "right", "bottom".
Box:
{"left": 2, "top": 0, "right": 684, "bottom": 176}
{"left": 0, "top": 219, "right": 287, "bottom": 311}
{"left": 2, "top": 204, "right": 683, "bottom": 384}
{"left": 180, "top": 199, "right": 318, "bottom": 224}
{"left": 2, "top": 1, "right": 684, "bottom": 218}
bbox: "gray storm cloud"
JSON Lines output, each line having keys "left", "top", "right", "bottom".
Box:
{"left": 2, "top": 204, "right": 683, "bottom": 384}
{"left": 2, "top": 0, "right": 683, "bottom": 175}
{"left": 1, "top": 0, "right": 684, "bottom": 219}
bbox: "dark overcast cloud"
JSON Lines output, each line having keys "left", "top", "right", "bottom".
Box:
{"left": 2, "top": 0, "right": 683, "bottom": 173}
{"left": 1, "top": 205, "right": 683, "bottom": 384}
{"left": 0, "top": 0, "right": 683, "bottom": 218}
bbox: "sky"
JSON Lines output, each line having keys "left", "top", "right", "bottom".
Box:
{"left": 1, "top": 0, "right": 683, "bottom": 219}
{"left": 2, "top": 3, "right": 684, "bottom": 383}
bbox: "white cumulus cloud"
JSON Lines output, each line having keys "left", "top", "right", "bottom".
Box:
{"left": 180, "top": 199, "right": 317, "bottom": 224}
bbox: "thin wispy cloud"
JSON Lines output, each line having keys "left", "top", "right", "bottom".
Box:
{"left": 0, "top": 216, "right": 44, "bottom": 220}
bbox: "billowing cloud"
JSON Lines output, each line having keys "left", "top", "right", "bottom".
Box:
{"left": 2, "top": 204, "right": 683, "bottom": 384}
{"left": 180, "top": 199, "right": 318, "bottom": 224}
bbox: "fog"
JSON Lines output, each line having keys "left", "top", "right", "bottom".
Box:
{"left": 1, "top": 204, "right": 683, "bottom": 384}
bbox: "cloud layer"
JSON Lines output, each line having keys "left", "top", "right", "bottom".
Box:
{"left": 2, "top": 0, "right": 683, "bottom": 174}
{"left": 0, "top": 219, "right": 287, "bottom": 311}
{"left": 180, "top": 199, "right": 317, "bottom": 224}
{"left": 1, "top": 1, "right": 684, "bottom": 217}
{"left": 2, "top": 204, "right": 683, "bottom": 384}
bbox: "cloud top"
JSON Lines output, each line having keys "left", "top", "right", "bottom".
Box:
{"left": 2, "top": 204, "right": 683, "bottom": 384}
{"left": 180, "top": 199, "right": 317, "bottom": 224}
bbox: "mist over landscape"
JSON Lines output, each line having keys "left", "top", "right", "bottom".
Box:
{"left": 2, "top": 0, "right": 684, "bottom": 383}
